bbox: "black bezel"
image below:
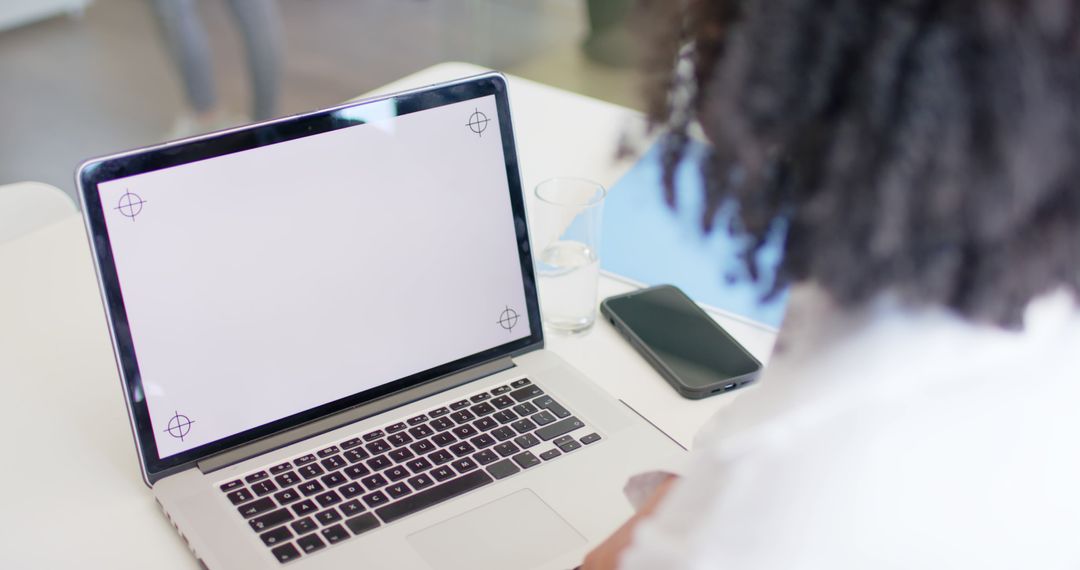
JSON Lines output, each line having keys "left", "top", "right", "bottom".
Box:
{"left": 76, "top": 74, "right": 544, "bottom": 484}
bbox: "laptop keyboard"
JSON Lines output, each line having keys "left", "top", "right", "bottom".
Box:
{"left": 218, "top": 378, "right": 602, "bottom": 564}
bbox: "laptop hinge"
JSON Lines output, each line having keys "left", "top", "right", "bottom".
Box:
{"left": 197, "top": 356, "right": 516, "bottom": 475}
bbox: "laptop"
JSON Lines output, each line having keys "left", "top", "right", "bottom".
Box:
{"left": 76, "top": 73, "right": 684, "bottom": 569}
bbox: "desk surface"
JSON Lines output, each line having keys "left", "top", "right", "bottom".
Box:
{"left": 0, "top": 62, "right": 776, "bottom": 568}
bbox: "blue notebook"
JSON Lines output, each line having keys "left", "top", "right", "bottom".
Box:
{"left": 599, "top": 142, "right": 789, "bottom": 328}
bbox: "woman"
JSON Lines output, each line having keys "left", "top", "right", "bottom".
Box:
{"left": 585, "top": 1, "right": 1080, "bottom": 568}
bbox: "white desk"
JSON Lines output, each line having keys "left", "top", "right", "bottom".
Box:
{"left": 0, "top": 63, "right": 776, "bottom": 568}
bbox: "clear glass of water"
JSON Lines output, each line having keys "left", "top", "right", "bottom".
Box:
{"left": 533, "top": 178, "right": 606, "bottom": 334}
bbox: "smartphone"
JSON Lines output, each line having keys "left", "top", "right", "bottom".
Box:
{"left": 600, "top": 284, "right": 762, "bottom": 399}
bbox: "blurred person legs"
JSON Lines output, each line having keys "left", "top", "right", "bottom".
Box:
{"left": 150, "top": 0, "right": 282, "bottom": 139}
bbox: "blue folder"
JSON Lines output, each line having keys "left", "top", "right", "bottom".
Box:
{"left": 599, "top": 142, "right": 789, "bottom": 328}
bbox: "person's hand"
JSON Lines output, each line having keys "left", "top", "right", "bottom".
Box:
{"left": 579, "top": 475, "right": 679, "bottom": 570}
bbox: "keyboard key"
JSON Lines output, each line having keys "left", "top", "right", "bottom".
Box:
{"left": 317, "top": 446, "right": 340, "bottom": 458}
{"left": 470, "top": 402, "right": 495, "bottom": 416}
{"left": 406, "top": 458, "right": 433, "bottom": 474}
{"left": 386, "top": 422, "right": 407, "bottom": 434}
{"left": 430, "top": 417, "right": 455, "bottom": 432}
{"left": 544, "top": 401, "right": 572, "bottom": 419}
{"left": 227, "top": 488, "right": 254, "bottom": 505}
{"left": 473, "top": 449, "right": 499, "bottom": 465}
{"left": 291, "top": 517, "right": 318, "bottom": 535}
{"left": 271, "top": 543, "right": 300, "bottom": 563}
{"left": 298, "top": 481, "right": 325, "bottom": 496}
{"left": 553, "top": 435, "right": 575, "bottom": 447}
{"left": 492, "top": 410, "right": 518, "bottom": 425}
{"left": 294, "top": 454, "right": 317, "bottom": 466}
{"left": 449, "top": 442, "right": 476, "bottom": 457}
{"left": 409, "top": 439, "right": 435, "bottom": 455}
{"left": 512, "top": 402, "right": 538, "bottom": 416}
{"left": 531, "top": 410, "right": 557, "bottom": 426}
{"left": 408, "top": 424, "right": 434, "bottom": 439}
{"left": 558, "top": 439, "right": 582, "bottom": 453}
{"left": 315, "top": 490, "right": 342, "bottom": 508}
{"left": 365, "top": 439, "right": 391, "bottom": 455}
{"left": 485, "top": 459, "right": 520, "bottom": 480}
{"left": 375, "top": 470, "right": 493, "bottom": 523}
{"left": 274, "top": 471, "right": 300, "bottom": 487}
{"left": 473, "top": 417, "right": 498, "bottom": 431}
{"left": 387, "top": 432, "right": 413, "bottom": 447}
{"left": 429, "top": 406, "right": 450, "bottom": 418}
{"left": 470, "top": 392, "right": 491, "bottom": 403}
{"left": 491, "top": 395, "right": 515, "bottom": 409}
{"left": 360, "top": 473, "right": 387, "bottom": 490}
{"left": 297, "top": 533, "right": 326, "bottom": 554}
{"left": 388, "top": 448, "right": 415, "bottom": 463}
{"left": 345, "top": 513, "right": 381, "bottom": 536}
{"left": 362, "top": 491, "right": 389, "bottom": 509}
{"left": 269, "top": 462, "right": 292, "bottom": 475}
{"left": 494, "top": 442, "right": 520, "bottom": 457}
{"left": 340, "top": 437, "right": 363, "bottom": 450}
{"left": 514, "top": 434, "right": 540, "bottom": 449}
{"left": 220, "top": 479, "right": 243, "bottom": 492}
{"left": 320, "top": 523, "right": 350, "bottom": 544}
{"left": 274, "top": 488, "right": 301, "bottom": 505}
{"left": 429, "top": 450, "right": 454, "bottom": 465}
{"left": 469, "top": 433, "right": 496, "bottom": 449}
{"left": 491, "top": 385, "right": 512, "bottom": 395}
{"left": 451, "top": 425, "right": 478, "bottom": 439}
{"left": 292, "top": 500, "right": 317, "bottom": 516}
{"left": 260, "top": 525, "right": 293, "bottom": 547}
{"left": 362, "top": 430, "right": 384, "bottom": 442}
{"left": 367, "top": 455, "right": 392, "bottom": 471}
{"left": 449, "top": 399, "right": 470, "bottom": 410}
{"left": 535, "top": 417, "right": 585, "bottom": 441}
{"left": 511, "top": 378, "right": 532, "bottom": 388}
{"left": 298, "top": 464, "right": 325, "bottom": 480}
{"left": 408, "top": 414, "right": 429, "bottom": 426}
{"left": 386, "top": 466, "right": 410, "bottom": 482}
{"left": 511, "top": 419, "right": 537, "bottom": 434}
{"left": 449, "top": 410, "right": 475, "bottom": 424}
{"left": 491, "top": 427, "right": 516, "bottom": 441}
{"left": 249, "top": 508, "right": 294, "bottom": 532}
{"left": 431, "top": 432, "right": 456, "bottom": 447}
{"left": 343, "top": 464, "right": 371, "bottom": 479}
{"left": 431, "top": 466, "right": 455, "bottom": 481}
{"left": 451, "top": 457, "right": 478, "bottom": 473}
{"left": 512, "top": 451, "right": 541, "bottom": 469}
{"left": 340, "top": 499, "right": 365, "bottom": 517}
{"left": 315, "top": 508, "right": 342, "bottom": 525}
{"left": 386, "top": 482, "right": 412, "bottom": 499}
{"left": 510, "top": 385, "right": 544, "bottom": 402}
{"left": 343, "top": 448, "right": 369, "bottom": 463}
{"left": 237, "top": 497, "right": 275, "bottom": 518}
{"left": 251, "top": 480, "right": 278, "bottom": 496}
{"left": 581, "top": 433, "right": 602, "bottom": 445}
{"left": 408, "top": 473, "right": 434, "bottom": 490}
{"left": 340, "top": 481, "right": 365, "bottom": 499}
{"left": 321, "top": 471, "right": 347, "bottom": 488}
{"left": 533, "top": 395, "right": 554, "bottom": 408}
{"left": 321, "top": 455, "right": 346, "bottom": 471}
{"left": 539, "top": 448, "right": 562, "bottom": 461}
{"left": 245, "top": 471, "right": 269, "bottom": 484}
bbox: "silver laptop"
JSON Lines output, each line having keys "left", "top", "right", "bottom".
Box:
{"left": 76, "top": 73, "right": 683, "bottom": 569}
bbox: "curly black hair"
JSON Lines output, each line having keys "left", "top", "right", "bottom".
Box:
{"left": 637, "top": 0, "right": 1080, "bottom": 327}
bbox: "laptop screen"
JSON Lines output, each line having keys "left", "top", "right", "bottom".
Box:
{"left": 80, "top": 77, "right": 541, "bottom": 476}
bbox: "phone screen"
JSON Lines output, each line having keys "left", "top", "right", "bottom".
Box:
{"left": 603, "top": 286, "right": 761, "bottom": 393}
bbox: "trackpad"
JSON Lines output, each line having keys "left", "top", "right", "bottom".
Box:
{"left": 407, "top": 489, "right": 585, "bottom": 570}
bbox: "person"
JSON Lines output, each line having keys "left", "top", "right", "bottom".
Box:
{"left": 149, "top": 0, "right": 282, "bottom": 137}
{"left": 583, "top": 1, "right": 1080, "bottom": 568}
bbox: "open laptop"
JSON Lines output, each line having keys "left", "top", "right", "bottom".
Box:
{"left": 76, "top": 73, "right": 683, "bottom": 569}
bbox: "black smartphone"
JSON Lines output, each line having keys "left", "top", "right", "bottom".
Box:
{"left": 600, "top": 284, "right": 762, "bottom": 399}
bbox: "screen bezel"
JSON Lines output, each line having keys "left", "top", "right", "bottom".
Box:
{"left": 76, "top": 74, "right": 544, "bottom": 484}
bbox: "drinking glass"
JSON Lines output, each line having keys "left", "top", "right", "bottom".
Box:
{"left": 532, "top": 178, "right": 606, "bottom": 334}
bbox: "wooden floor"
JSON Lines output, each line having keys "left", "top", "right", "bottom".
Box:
{"left": 0, "top": 0, "right": 641, "bottom": 203}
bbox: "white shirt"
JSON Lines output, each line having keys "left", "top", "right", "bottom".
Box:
{"left": 620, "top": 287, "right": 1080, "bottom": 569}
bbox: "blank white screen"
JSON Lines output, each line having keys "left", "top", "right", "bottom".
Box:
{"left": 98, "top": 95, "right": 531, "bottom": 458}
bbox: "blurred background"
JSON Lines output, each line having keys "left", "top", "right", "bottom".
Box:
{"left": 0, "top": 0, "right": 643, "bottom": 205}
